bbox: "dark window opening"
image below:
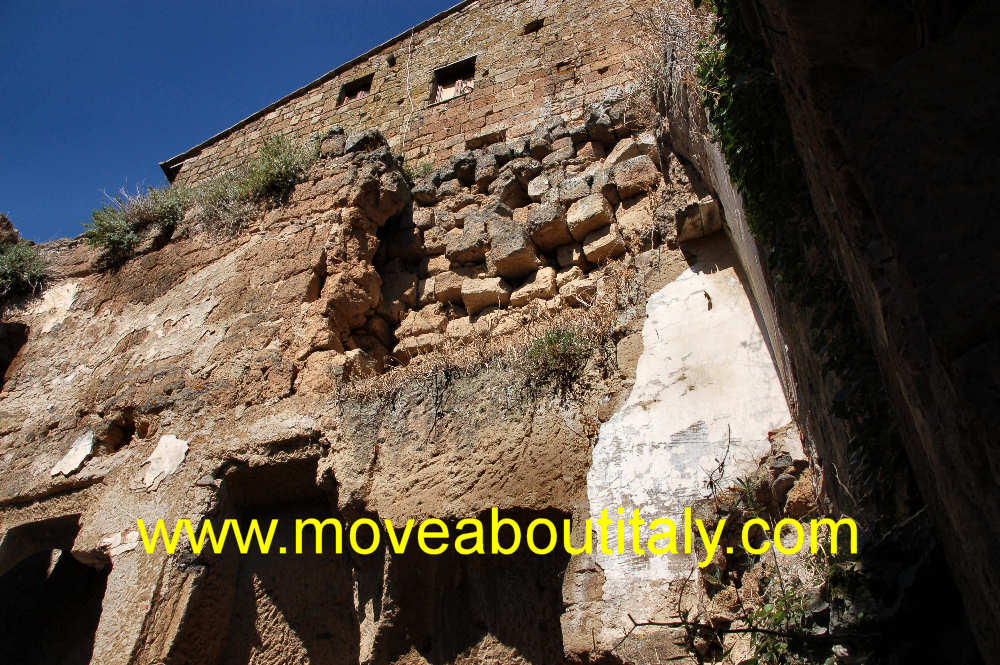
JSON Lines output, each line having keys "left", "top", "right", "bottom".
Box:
{"left": 432, "top": 56, "right": 476, "bottom": 103}
{"left": 523, "top": 18, "right": 545, "bottom": 34}
{"left": 386, "top": 54, "right": 397, "bottom": 67}
{"left": 337, "top": 73, "right": 374, "bottom": 106}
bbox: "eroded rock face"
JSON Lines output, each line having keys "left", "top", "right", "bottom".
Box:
{"left": 0, "top": 109, "right": 781, "bottom": 665}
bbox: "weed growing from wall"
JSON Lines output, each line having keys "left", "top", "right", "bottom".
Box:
{"left": 83, "top": 135, "right": 318, "bottom": 267}
{"left": 523, "top": 328, "right": 592, "bottom": 399}
{"left": 83, "top": 185, "right": 194, "bottom": 267}
{"left": 0, "top": 240, "right": 47, "bottom": 307}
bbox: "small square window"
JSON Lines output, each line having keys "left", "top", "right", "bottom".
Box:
{"left": 431, "top": 56, "right": 476, "bottom": 103}
{"left": 338, "top": 73, "right": 374, "bottom": 106}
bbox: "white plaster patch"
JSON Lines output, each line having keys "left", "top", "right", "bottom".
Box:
{"left": 140, "top": 435, "right": 189, "bottom": 490}
{"left": 50, "top": 431, "right": 94, "bottom": 476}
{"left": 29, "top": 280, "right": 79, "bottom": 333}
{"left": 583, "top": 239, "right": 794, "bottom": 644}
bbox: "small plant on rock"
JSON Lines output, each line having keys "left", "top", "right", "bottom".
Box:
{"left": 0, "top": 240, "right": 47, "bottom": 305}
{"left": 83, "top": 184, "right": 193, "bottom": 267}
{"left": 523, "top": 327, "right": 592, "bottom": 399}
{"left": 236, "top": 135, "right": 316, "bottom": 205}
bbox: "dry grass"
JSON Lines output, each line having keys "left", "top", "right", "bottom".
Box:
{"left": 619, "top": 1, "right": 715, "bottom": 121}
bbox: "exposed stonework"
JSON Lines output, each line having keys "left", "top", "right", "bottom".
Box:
{"left": 0, "top": 87, "right": 800, "bottom": 665}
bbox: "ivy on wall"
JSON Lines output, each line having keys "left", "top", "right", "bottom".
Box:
{"left": 693, "top": 0, "right": 902, "bottom": 517}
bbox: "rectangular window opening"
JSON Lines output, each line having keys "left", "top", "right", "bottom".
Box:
{"left": 337, "top": 73, "right": 374, "bottom": 107}
{"left": 431, "top": 56, "right": 476, "bottom": 104}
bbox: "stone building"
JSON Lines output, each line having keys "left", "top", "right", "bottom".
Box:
{"left": 161, "top": 0, "right": 642, "bottom": 185}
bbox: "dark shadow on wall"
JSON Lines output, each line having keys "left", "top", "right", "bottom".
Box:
{"left": 166, "top": 460, "right": 571, "bottom": 665}
{"left": 368, "top": 508, "right": 570, "bottom": 665}
{"left": 165, "top": 457, "right": 360, "bottom": 665}
{"left": 0, "top": 516, "right": 109, "bottom": 665}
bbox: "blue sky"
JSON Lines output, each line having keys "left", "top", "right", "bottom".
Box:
{"left": 0, "top": 0, "right": 455, "bottom": 242}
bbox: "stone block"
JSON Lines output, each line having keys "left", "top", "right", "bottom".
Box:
{"left": 582, "top": 224, "right": 627, "bottom": 263}
{"left": 526, "top": 203, "right": 572, "bottom": 251}
{"left": 397, "top": 303, "right": 449, "bottom": 338}
{"left": 510, "top": 267, "right": 557, "bottom": 306}
{"left": 527, "top": 174, "right": 550, "bottom": 201}
{"left": 556, "top": 265, "right": 585, "bottom": 288}
{"left": 576, "top": 140, "right": 606, "bottom": 161}
{"left": 462, "top": 277, "right": 511, "bottom": 314}
{"left": 487, "top": 215, "right": 541, "bottom": 279}
{"left": 611, "top": 155, "right": 661, "bottom": 199}
{"left": 566, "top": 193, "right": 613, "bottom": 241}
{"left": 560, "top": 278, "right": 597, "bottom": 306}
{"left": 558, "top": 176, "right": 592, "bottom": 203}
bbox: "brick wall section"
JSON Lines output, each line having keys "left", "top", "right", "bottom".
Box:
{"left": 166, "top": 0, "right": 649, "bottom": 186}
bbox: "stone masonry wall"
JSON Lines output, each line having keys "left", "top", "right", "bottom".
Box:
{"left": 165, "top": 0, "right": 653, "bottom": 185}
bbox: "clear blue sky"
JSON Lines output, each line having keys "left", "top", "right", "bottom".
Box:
{"left": 0, "top": 0, "right": 455, "bottom": 242}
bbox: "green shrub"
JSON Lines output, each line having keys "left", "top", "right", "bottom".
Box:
{"left": 236, "top": 135, "right": 316, "bottom": 205}
{"left": 195, "top": 172, "right": 259, "bottom": 235}
{"left": 83, "top": 185, "right": 193, "bottom": 266}
{"left": 523, "top": 328, "right": 592, "bottom": 398}
{"left": 0, "top": 241, "right": 47, "bottom": 305}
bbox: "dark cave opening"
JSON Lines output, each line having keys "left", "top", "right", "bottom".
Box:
{"left": 0, "top": 321, "right": 28, "bottom": 390}
{"left": 0, "top": 516, "right": 109, "bottom": 665}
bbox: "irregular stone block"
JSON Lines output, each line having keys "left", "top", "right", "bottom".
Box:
{"left": 412, "top": 207, "right": 435, "bottom": 229}
{"left": 560, "top": 277, "right": 597, "bottom": 306}
{"left": 423, "top": 226, "right": 449, "bottom": 255}
{"left": 425, "top": 254, "right": 450, "bottom": 276}
{"left": 510, "top": 267, "right": 557, "bottom": 306}
{"left": 434, "top": 270, "right": 465, "bottom": 304}
{"left": 583, "top": 224, "right": 627, "bottom": 264}
{"left": 676, "top": 196, "right": 723, "bottom": 242}
{"left": 526, "top": 203, "right": 572, "bottom": 251}
{"left": 445, "top": 316, "right": 475, "bottom": 341}
{"left": 416, "top": 277, "right": 436, "bottom": 306}
{"left": 612, "top": 155, "right": 661, "bottom": 199}
{"left": 487, "top": 171, "right": 528, "bottom": 208}
{"left": 450, "top": 151, "right": 477, "bottom": 184}
{"left": 566, "top": 193, "right": 613, "bottom": 241}
{"left": 505, "top": 157, "right": 544, "bottom": 185}
{"left": 412, "top": 176, "right": 438, "bottom": 205}
{"left": 394, "top": 332, "right": 445, "bottom": 360}
{"left": 605, "top": 137, "right": 641, "bottom": 168}
{"left": 556, "top": 265, "right": 586, "bottom": 289}
{"left": 541, "top": 146, "right": 575, "bottom": 168}
{"left": 615, "top": 194, "right": 657, "bottom": 252}
{"left": 474, "top": 151, "right": 498, "bottom": 191}
{"left": 558, "top": 177, "right": 592, "bottom": 203}
{"left": 530, "top": 135, "right": 552, "bottom": 160}
{"left": 487, "top": 216, "right": 540, "bottom": 279}
{"left": 437, "top": 178, "right": 462, "bottom": 198}
{"left": 527, "top": 174, "right": 550, "bottom": 202}
{"left": 397, "top": 303, "right": 449, "bottom": 338}
{"left": 462, "top": 277, "right": 511, "bottom": 314}
{"left": 576, "top": 140, "right": 606, "bottom": 161}
{"left": 445, "top": 215, "right": 490, "bottom": 263}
